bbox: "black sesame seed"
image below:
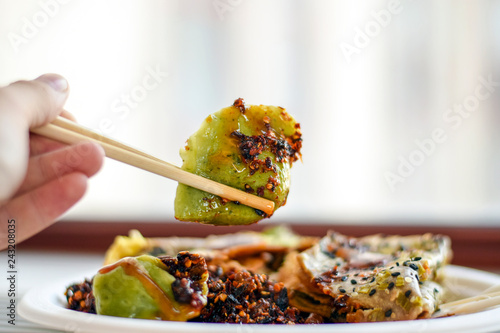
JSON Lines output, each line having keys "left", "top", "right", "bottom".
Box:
{"left": 370, "top": 277, "right": 376, "bottom": 283}
{"left": 339, "top": 288, "right": 346, "bottom": 293}
{"left": 391, "top": 272, "right": 401, "bottom": 277}
{"left": 385, "top": 309, "right": 392, "bottom": 317}
{"left": 254, "top": 209, "right": 266, "bottom": 217}
{"left": 413, "top": 257, "right": 422, "bottom": 261}
{"left": 409, "top": 263, "right": 419, "bottom": 271}
{"left": 369, "top": 289, "right": 376, "bottom": 296}
{"left": 323, "top": 250, "right": 336, "bottom": 259}
{"left": 405, "top": 290, "right": 412, "bottom": 298}
{"left": 388, "top": 282, "right": 395, "bottom": 290}
{"left": 434, "top": 288, "right": 439, "bottom": 294}
{"left": 396, "top": 262, "right": 400, "bottom": 267}
{"left": 403, "top": 260, "right": 410, "bottom": 266}
{"left": 353, "top": 288, "right": 356, "bottom": 292}
{"left": 354, "top": 273, "right": 359, "bottom": 277}
{"left": 351, "top": 279, "right": 357, "bottom": 285}
{"left": 341, "top": 276, "right": 348, "bottom": 281}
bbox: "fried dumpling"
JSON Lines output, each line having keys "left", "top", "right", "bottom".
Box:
{"left": 278, "top": 232, "right": 452, "bottom": 322}
{"left": 175, "top": 98, "right": 302, "bottom": 225}
{"left": 93, "top": 253, "right": 208, "bottom": 321}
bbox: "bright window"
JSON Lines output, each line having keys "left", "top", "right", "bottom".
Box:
{"left": 1, "top": 0, "right": 499, "bottom": 226}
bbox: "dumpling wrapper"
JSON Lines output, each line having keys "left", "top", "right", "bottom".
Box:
{"left": 175, "top": 99, "right": 302, "bottom": 225}
{"left": 93, "top": 255, "right": 208, "bottom": 321}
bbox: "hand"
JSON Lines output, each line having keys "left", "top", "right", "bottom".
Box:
{"left": 0, "top": 74, "right": 105, "bottom": 250}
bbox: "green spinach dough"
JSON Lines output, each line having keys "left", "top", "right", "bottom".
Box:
{"left": 175, "top": 98, "right": 302, "bottom": 225}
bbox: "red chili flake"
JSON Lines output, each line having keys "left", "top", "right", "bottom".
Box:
{"left": 257, "top": 186, "right": 265, "bottom": 197}
{"left": 194, "top": 266, "right": 305, "bottom": 324}
{"left": 233, "top": 98, "right": 246, "bottom": 114}
{"left": 65, "top": 279, "right": 95, "bottom": 314}
{"left": 159, "top": 252, "right": 208, "bottom": 309}
{"left": 244, "top": 184, "right": 255, "bottom": 194}
{"left": 266, "top": 176, "right": 280, "bottom": 192}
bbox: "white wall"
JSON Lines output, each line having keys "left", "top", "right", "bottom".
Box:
{"left": 0, "top": 0, "right": 499, "bottom": 225}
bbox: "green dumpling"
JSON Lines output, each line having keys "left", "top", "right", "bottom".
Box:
{"left": 175, "top": 98, "right": 302, "bottom": 225}
{"left": 93, "top": 254, "right": 208, "bottom": 321}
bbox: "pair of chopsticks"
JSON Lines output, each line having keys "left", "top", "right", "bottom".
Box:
{"left": 433, "top": 284, "right": 500, "bottom": 317}
{"left": 30, "top": 116, "right": 275, "bottom": 215}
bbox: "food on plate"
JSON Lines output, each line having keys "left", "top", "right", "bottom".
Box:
{"left": 278, "top": 232, "right": 451, "bottom": 322}
{"left": 174, "top": 98, "right": 302, "bottom": 225}
{"left": 103, "top": 226, "right": 317, "bottom": 270}
{"left": 92, "top": 253, "right": 208, "bottom": 321}
{"left": 194, "top": 266, "right": 307, "bottom": 324}
{"left": 65, "top": 227, "right": 452, "bottom": 324}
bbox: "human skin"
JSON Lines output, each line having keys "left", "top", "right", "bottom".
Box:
{"left": 0, "top": 74, "right": 105, "bottom": 250}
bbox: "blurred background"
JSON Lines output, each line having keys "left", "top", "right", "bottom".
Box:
{"left": 0, "top": 0, "right": 499, "bottom": 226}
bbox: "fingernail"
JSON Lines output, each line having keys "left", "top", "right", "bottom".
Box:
{"left": 36, "top": 73, "right": 69, "bottom": 93}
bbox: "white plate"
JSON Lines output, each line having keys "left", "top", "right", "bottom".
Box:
{"left": 19, "top": 265, "right": 500, "bottom": 333}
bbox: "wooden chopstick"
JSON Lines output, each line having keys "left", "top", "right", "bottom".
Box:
{"left": 31, "top": 116, "right": 275, "bottom": 215}
{"left": 433, "top": 291, "right": 500, "bottom": 317}
{"left": 52, "top": 117, "right": 166, "bottom": 163}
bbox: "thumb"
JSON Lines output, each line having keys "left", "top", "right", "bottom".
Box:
{"left": 0, "top": 73, "right": 70, "bottom": 128}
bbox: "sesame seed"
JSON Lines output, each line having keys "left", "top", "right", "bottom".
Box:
{"left": 388, "top": 282, "right": 395, "bottom": 290}
{"left": 352, "top": 292, "right": 359, "bottom": 297}
{"left": 339, "top": 288, "right": 346, "bottom": 293}
{"left": 369, "top": 289, "right": 376, "bottom": 296}
{"left": 370, "top": 277, "right": 376, "bottom": 283}
{"left": 341, "top": 276, "right": 348, "bottom": 281}
{"left": 396, "top": 262, "right": 400, "bottom": 266}
{"left": 405, "top": 277, "right": 412, "bottom": 283}
{"left": 391, "top": 272, "right": 400, "bottom": 277}
{"left": 351, "top": 279, "right": 357, "bottom": 285}
{"left": 405, "top": 290, "right": 412, "bottom": 298}
{"left": 385, "top": 309, "right": 392, "bottom": 317}
{"left": 413, "top": 257, "right": 422, "bottom": 261}
{"left": 409, "top": 263, "right": 419, "bottom": 271}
